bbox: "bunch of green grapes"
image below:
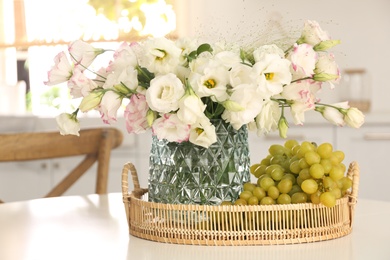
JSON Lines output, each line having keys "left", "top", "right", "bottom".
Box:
{"left": 232, "top": 140, "right": 353, "bottom": 208}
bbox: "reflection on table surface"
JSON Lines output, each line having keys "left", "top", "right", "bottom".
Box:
{"left": 0, "top": 193, "right": 389, "bottom": 260}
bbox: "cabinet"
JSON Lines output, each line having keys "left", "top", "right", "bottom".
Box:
{"left": 336, "top": 124, "right": 390, "bottom": 201}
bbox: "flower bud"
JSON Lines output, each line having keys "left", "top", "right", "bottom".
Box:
{"left": 344, "top": 107, "right": 365, "bottom": 128}
{"left": 278, "top": 116, "right": 289, "bottom": 139}
{"left": 222, "top": 100, "right": 245, "bottom": 112}
{"left": 146, "top": 109, "right": 156, "bottom": 127}
{"left": 55, "top": 112, "right": 80, "bottom": 136}
{"left": 79, "top": 91, "right": 103, "bottom": 112}
{"left": 313, "top": 40, "right": 341, "bottom": 51}
{"left": 312, "top": 73, "right": 339, "bottom": 82}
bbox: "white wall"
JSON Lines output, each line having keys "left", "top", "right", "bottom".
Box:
{"left": 175, "top": 0, "right": 390, "bottom": 113}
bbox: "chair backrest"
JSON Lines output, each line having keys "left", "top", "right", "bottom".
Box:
{"left": 0, "top": 127, "right": 123, "bottom": 203}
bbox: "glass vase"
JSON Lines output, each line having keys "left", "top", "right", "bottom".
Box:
{"left": 148, "top": 119, "right": 250, "bottom": 205}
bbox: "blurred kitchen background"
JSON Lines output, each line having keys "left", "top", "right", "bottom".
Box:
{"left": 0, "top": 0, "right": 389, "bottom": 202}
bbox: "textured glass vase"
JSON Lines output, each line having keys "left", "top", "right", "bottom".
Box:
{"left": 148, "top": 119, "right": 250, "bottom": 205}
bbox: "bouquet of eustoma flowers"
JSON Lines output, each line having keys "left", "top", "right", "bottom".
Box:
{"left": 45, "top": 20, "right": 364, "bottom": 148}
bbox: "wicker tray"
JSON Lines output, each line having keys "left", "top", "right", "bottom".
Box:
{"left": 122, "top": 161, "right": 359, "bottom": 246}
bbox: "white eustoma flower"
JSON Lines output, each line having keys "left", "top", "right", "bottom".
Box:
{"left": 44, "top": 51, "right": 73, "bottom": 86}
{"left": 252, "top": 54, "right": 292, "bottom": 98}
{"left": 55, "top": 113, "right": 80, "bottom": 136}
{"left": 189, "top": 117, "right": 217, "bottom": 148}
{"left": 177, "top": 87, "right": 206, "bottom": 125}
{"left": 213, "top": 50, "right": 241, "bottom": 69}
{"left": 222, "top": 84, "right": 265, "bottom": 130}
{"left": 298, "top": 20, "right": 331, "bottom": 46}
{"left": 289, "top": 43, "right": 317, "bottom": 78}
{"left": 152, "top": 113, "right": 190, "bottom": 143}
{"left": 344, "top": 107, "right": 365, "bottom": 128}
{"left": 253, "top": 44, "right": 285, "bottom": 61}
{"left": 68, "top": 40, "right": 105, "bottom": 68}
{"left": 103, "top": 67, "right": 138, "bottom": 93}
{"left": 316, "top": 102, "right": 349, "bottom": 126}
{"left": 138, "top": 37, "right": 182, "bottom": 75}
{"left": 68, "top": 66, "right": 98, "bottom": 98}
{"left": 255, "top": 100, "right": 281, "bottom": 135}
{"left": 191, "top": 65, "right": 230, "bottom": 102}
{"left": 229, "top": 63, "right": 254, "bottom": 87}
{"left": 146, "top": 73, "right": 185, "bottom": 113}
{"left": 98, "top": 90, "right": 123, "bottom": 124}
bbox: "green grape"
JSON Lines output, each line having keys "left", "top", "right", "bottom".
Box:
{"left": 291, "top": 145, "right": 301, "bottom": 156}
{"left": 221, "top": 201, "right": 233, "bottom": 205}
{"left": 277, "top": 193, "right": 292, "bottom": 204}
{"left": 284, "top": 139, "right": 299, "bottom": 150}
{"left": 317, "top": 142, "right": 333, "bottom": 159}
{"left": 265, "top": 164, "right": 283, "bottom": 175}
{"left": 320, "top": 159, "right": 333, "bottom": 174}
{"left": 298, "top": 141, "right": 316, "bottom": 157}
{"left": 270, "top": 167, "right": 284, "bottom": 181}
{"left": 310, "top": 190, "right": 322, "bottom": 204}
{"left": 323, "top": 176, "right": 337, "bottom": 190}
{"left": 250, "top": 163, "right": 261, "bottom": 175}
{"left": 329, "top": 165, "right": 344, "bottom": 181}
{"left": 290, "top": 160, "right": 301, "bottom": 174}
{"left": 301, "top": 179, "right": 319, "bottom": 194}
{"left": 304, "top": 151, "right": 321, "bottom": 165}
{"left": 234, "top": 198, "right": 248, "bottom": 205}
{"left": 298, "top": 158, "right": 310, "bottom": 169}
{"left": 320, "top": 192, "right": 336, "bottom": 207}
{"left": 282, "top": 173, "right": 296, "bottom": 184}
{"left": 277, "top": 178, "right": 293, "bottom": 194}
{"left": 247, "top": 196, "right": 259, "bottom": 205}
{"left": 259, "top": 176, "right": 275, "bottom": 191}
{"left": 299, "top": 168, "right": 311, "bottom": 180}
{"left": 330, "top": 187, "right": 342, "bottom": 199}
{"left": 291, "top": 192, "right": 308, "bottom": 204}
{"left": 252, "top": 186, "right": 266, "bottom": 201}
{"left": 333, "top": 150, "right": 345, "bottom": 163}
{"left": 269, "top": 144, "right": 287, "bottom": 156}
{"left": 243, "top": 182, "right": 256, "bottom": 192}
{"left": 260, "top": 196, "right": 275, "bottom": 205}
{"left": 260, "top": 155, "right": 272, "bottom": 166}
{"left": 329, "top": 154, "right": 339, "bottom": 165}
{"left": 239, "top": 190, "right": 253, "bottom": 201}
{"left": 309, "top": 163, "right": 325, "bottom": 179}
{"left": 288, "top": 184, "right": 302, "bottom": 197}
{"left": 296, "top": 176, "right": 304, "bottom": 186}
{"left": 339, "top": 176, "right": 353, "bottom": 192}
{"left": 267, "top": 186, "right": 280, "bottom": 200}
{"left": 252, "top": 164, "right": 267, "bottom": 178}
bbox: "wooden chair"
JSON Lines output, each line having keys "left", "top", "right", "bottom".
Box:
{"left": 0, "top": 127, "right": 123, "bottom": 203}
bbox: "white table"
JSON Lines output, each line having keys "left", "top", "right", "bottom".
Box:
{"left": 0, "top": 193, "right": 389, "bottom": 260}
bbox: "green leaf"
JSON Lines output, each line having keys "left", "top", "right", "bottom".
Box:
{"left": 196, "top": 43, "right": 213, "bottom": 55}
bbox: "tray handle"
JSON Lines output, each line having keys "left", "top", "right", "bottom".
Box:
{"left": 347, "top": 161, "right": 360, "bottom": 227}
{"left": 121, "top": 162, "right": 142, "bottom": 198}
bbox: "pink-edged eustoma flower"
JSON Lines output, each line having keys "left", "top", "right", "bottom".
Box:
{"left": 138, "top": 37, "right": 182, "bottom": 75}
{"left": 68, "top": 40, "right": 105, "bottom": 68}
{"left": 189, "top": 117, "right": 217, "bottom": 148}
{"left": 152, "top": 113, "right": 190, "bottom": 143}
{"left": 289, "top": 43, "right": 317, "bottom": 79}
{"left": 252, "top": 54, "right": 292, "bottom": 99}
{"left": 98, "top": 90, "right": 123, "bottom": 124}
{"left": 281, "top": 80, "right": 322, "bottom": 125}
{"left": 255, "top": 100, "right": 281, "bottom": 136}
{"left": 313, "top": 52, "right": 340, "bottom": 88}
{"left": 344, "top": 107, "right": 365, "bottom": 128}
{"left": 68, "top": 66, "right": 98, "bottom": 98}
{"left": 44, "top": 51, "right": 73, "bottom": 86}
{"left": 298, "top": 20, "right": 331, "bottom": 46}
{"left": 124, "top": 94, "right": 150, "bottom": 134}
{"left": 103, "top": 67, "right": 139, "bottom": 94}
{"left": 222, "top": 84, "right": 265, "bottom": 130}
{"left": 146, "top": 73, "right": 185, "bottom": 113}
{"left": 177, "top": 89, "right": 206, "bottom": 125}
{"left": 106, "top": 42, "right": 138, "bottom": 73}
{"left": 55, "top": 112, "right": 80, "bottom": 136}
